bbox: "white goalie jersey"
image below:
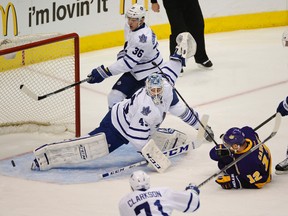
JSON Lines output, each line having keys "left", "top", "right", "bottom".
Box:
{"left": 108, "top": 23, "right": 163, "bottom": 80}
{"left": 111, "top": 81, "right": 173, "bottom": 150}
{"left": 111, "top": 59, "right": 200, "bottom": 150}
{"left": 119, "top": 187, "right": 200, "bottom": 216}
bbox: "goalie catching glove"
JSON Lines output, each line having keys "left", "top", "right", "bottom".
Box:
{"left": 87, "top": 65, "right": 112, "bottom": 83}
{"left": 170, "top": 32, "right": 197, "bottom": 66}
{"left": 215, "top": 174, "right": 242, "bottom": 189}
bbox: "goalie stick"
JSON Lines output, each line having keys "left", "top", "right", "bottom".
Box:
{"left": 100, "top": 140, "right": 197, "bottom": 178}
{"left": 20, "top": 78, "right": 89, "bottom": 101}
{"left": 196, "top": 112, "right": 281, "bottom": 188}
{"left": 99, "top": 114, "right": 209, "bottom": 179}
{"left": 152, "top": 61, "right": 217, "bottom": 146}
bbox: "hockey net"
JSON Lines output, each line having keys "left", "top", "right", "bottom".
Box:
{"left": 0, "top": 33, "right": 81, "bottom": 137}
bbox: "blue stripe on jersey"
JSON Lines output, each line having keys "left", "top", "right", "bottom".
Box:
{"left": 133, "top": 59, "right": 164, "bottom": 75}
{"left": 152, "top": 43, "right": 158, "bottom": 50}
{"left": 179, "top": 107, "right": 198, "bottom": 127}
{"left": 183, "top": 193, "right": 193, "bottom": 212}
{"left": 134, "top": 67, "right": 158, "bottom": 74}
{"left": 118, "top": 101, "right": 149, "bottom": 133}
{"left": 161, "top": 66, "right": 178, "bottom": 85}
{"left": 124, "top": 51, "right": 162, "bottom": 67}
{"left": 133, "top": 66, "right": 164, "bottom": 76}
{"left": 138, "top": 51, "right": 161, "bottom": 65}
{"left": 122, "top": 52, "right": 163, "bottom": 75}
{"left": 115, "top": 104, "right": 150, "bottom": 141}
{"left": 171, "top": 90, "right": 179, "bottom": 106}
{"left": 123, "top": 56, "right": 134, "bottom": 69}
{"left": 125, "top": 51, "right": 161, "bottom": 66}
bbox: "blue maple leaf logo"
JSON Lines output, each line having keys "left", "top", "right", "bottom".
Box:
{"left": 139, "top": 34, "right": 147, "bottom": 43}
{"left": 141, "top": 106, "right": 151, "bottom": 116}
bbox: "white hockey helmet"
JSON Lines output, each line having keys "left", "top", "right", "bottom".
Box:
{"left": 145, "top": 73, "right": 164, "bottom": 105}
{"left": 129, "top": 170, "right": 150, "bottom": 191}
{"left": 125, "top": 4, "right": 146, "bottom": 20}
{"left": 282, "top": 30, "right": 288, "bottom": 47}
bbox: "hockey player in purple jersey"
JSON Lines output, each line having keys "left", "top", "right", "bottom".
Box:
{"left": 209, "top": 127, "right": 272, "bottom": 189}
{"left": 119, "top": 170, "right": 200, "bottom": 215}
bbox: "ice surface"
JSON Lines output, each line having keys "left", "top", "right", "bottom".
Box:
{"left": 0, "top": 26, "right": 288, "bottom": 216}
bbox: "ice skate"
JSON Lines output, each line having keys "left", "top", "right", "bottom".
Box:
{"left": 275, "top": 158, "right": 288, "bottom": 175}
{"left": 198, "top": 59, "right": 213, "bottom": 68}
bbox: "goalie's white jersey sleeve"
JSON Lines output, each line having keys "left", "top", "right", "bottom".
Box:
{"left": 119, "top": 187, "right": 200, "bottom": 216}
{"left": 108, "top": 23, "right": 163, "bottom": 80}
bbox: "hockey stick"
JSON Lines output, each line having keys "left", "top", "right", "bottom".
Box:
{"left": 196, "top": 112, "right": 281, "bottom": 188}
{"left": 100, "top": 140, "right": 197, "bottom": 178}
{"left": 219, "top": 113, "right": 277, "bottom": 140}
{"left": 99, "top": 114, "right": 209, "bottom": 179}
{"left": 20, "top": 78, "right": 89, "bottom": 101}
{"left": 254, "top": 113, "right": 277, "bottom": 131}
{"left": 152, "top": 61, "right": 218, "bottom": 145}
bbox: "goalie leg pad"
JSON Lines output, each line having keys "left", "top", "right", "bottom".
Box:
{"left": 152, "top": 128, "right": 187, "bottom": 152}
{"left": 141, "top": 139, "right": 171, "bottom": 173}
{"left": 33, "top": 133, "right": 109, "bottom": 171}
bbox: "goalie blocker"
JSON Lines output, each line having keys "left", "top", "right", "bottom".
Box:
{"left": 31, "top": 128, "right": 189, "bottom": 171}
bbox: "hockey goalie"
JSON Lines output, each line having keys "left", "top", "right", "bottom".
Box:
{"left": 31, "top": 32, "right": 214, "bottom": 172}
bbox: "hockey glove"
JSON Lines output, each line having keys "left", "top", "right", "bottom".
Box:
{"left": 117, "top": 49, "right": 126, "bottom": 60}
{"left": 215, "top": 174, "right": 241, "bottom": 189}
{"left": 204, "top": 125, "right": 214, "bottom": 142}
{"left": 185, "top": 183, "right": 200, "bottom": 195}
{"left": 215, "top": 144, "right": 231, "bottom": 158}
{"left": 87, "top": 65, "right": 112, "bottom": 84}
{"left": 277, "top": 97, "right": 288, "bottom": 116}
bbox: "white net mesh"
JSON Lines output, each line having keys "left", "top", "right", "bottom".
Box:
{"left": 0, "top": 33, "right": 80, "bottom": 136}
{"left": 0, "top": 33, "right": 62, "bottom": 49}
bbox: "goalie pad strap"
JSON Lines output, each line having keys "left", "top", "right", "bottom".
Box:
{"left": 141, "top": 139, "right": 171, "bottom": 173}
{"left": 34, "top": 133, "right": 109, "bottom": 170}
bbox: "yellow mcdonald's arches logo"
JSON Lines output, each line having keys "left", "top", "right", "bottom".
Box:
{"left": 119, "top": 0, "right": 148, "bottom": 15}
{"left": 0, "top": 2, "right": 18, "bottom": 36}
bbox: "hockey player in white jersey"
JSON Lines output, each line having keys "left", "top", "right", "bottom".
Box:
{"left": 275, "top": 30, "right": 288, "bottom": 174}
{"left": 119, "top": 170, "right": 200, "bottom": 215}
{"left": 31, "top": 32, "right": 214, "bottom": 171}
{"left": 275, "top": 96, "right": 288, "bottom": 174}
{"left": 87, "top": 4, "right": 164, "bottom": 109}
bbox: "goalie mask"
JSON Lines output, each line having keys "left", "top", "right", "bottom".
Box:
{"left": 146, "top": 73, "right": 164, "bottom": 105}
{"left": 282, "top": 30, "right": 288, "bottom": 47}
{"left": 223, "top": 127, "right": 245, "bottom": 153}
{"left": 125, "top": 4, "right": 146, "bottom": 20}
{"left": 129, "top": 170, "right": 150, "bottom": 191}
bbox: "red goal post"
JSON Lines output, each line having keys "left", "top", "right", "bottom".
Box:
{"left": 0, "top": 33, "right": 81, "bottom": 137}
